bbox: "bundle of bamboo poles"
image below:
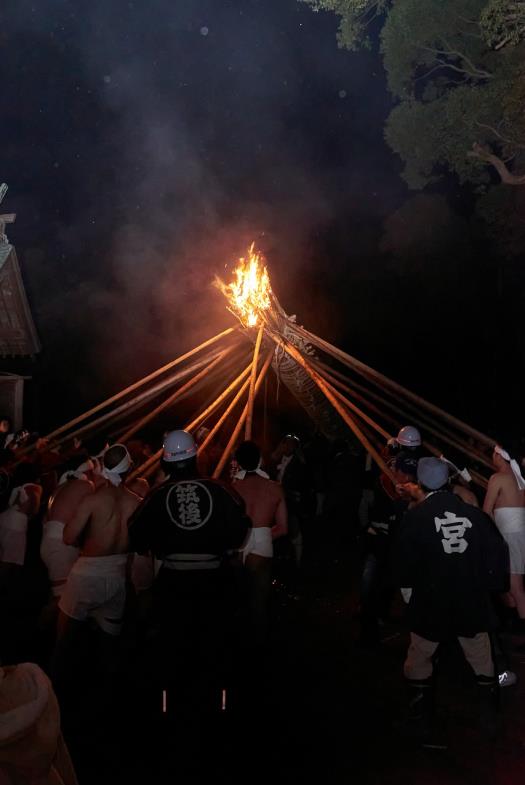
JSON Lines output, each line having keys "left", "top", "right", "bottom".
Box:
{"left": 25, "top": 293, "right": 496, "bottom": 490}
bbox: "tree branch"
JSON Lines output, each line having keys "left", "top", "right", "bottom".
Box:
{"left": 475, "top": 121, "right": 525, "bottom": 149}
{"left": 468, "top": 142, "right": 525, "bottom": 185}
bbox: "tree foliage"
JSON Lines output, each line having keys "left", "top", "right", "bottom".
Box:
{"left": 302, "top": 0, "right": 525, "bottom": 193}
{"left": 300, "top": 1, "right": 390, "bottom": 50}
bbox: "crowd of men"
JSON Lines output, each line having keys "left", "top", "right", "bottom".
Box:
{"left": 0, "top": 413, "right": 524, "bottom": 780}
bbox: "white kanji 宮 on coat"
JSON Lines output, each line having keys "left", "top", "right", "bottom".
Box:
{"left": 166, "top": 481, "right": 213, "bottom": 530}
{"left": 434, "top": 511, "right": 472, "bottom": 554}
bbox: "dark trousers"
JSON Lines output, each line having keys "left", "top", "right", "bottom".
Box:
{"left": 153, "top": 567, "right": 233, "bottom": 711}
{"left": 359, "top": 532, "right": 393, "bottom": 638}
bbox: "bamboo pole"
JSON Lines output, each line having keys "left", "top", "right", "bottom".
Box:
{"left": 268, "top": 334, "right": 395, "bottom": 481}
{"left": 311, "top": 358, "right": 489, "bottom": 489}
{"left": 119, "top": 346, "right": 235, "bottom": 443}
{"left": 322, "top": 377, "right": 393, "bottom": 442}
{"left": 212, "top": 348, "right": 274, "bottom": 479}
{"left": 291, "top": 323, "right": 495, "bottom": 449}
{"left": 46, "top": 348, "right": 226, "bottom": 452}
{"left": 309, "top": 357, "right": 494, "bottom": 471}
{"left": 186, "top": 361, "right": 253, "bottom": 433}
{"left": 37, "top": 326, "right": 237, "bottom": 446}
{"left": 127, "top": 357, "right": 255, "bottom": 482}
{"left": 245, "top": 325, "right": 264, "bottom": 440}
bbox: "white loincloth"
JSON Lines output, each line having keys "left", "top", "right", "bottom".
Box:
{"left": 59, "top": 554, "right": 127, "bottom": 635}
{"left": 131, "top": 553, "right": 162, "bottom": 592}
{"left": 241, "top": 527, "right": 273, "bottom": 561}
{"left": 494, "top": 507, "right": 525, "bottom": 574}
{"left": 0, "top": 508, "right": 28, "bottom": 566}
{"left": 40, "top": 520, "right": 80, "bottom": 597}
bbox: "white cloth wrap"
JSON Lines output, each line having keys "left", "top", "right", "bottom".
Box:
{"left": 8, "top": 484, "right": 29, "bottom": 508}
{"left": 58, "top": 460, "right": 94, "bottom": 486}
{"left": 241, "top": 526, "right": 273, "bottom": 561}
{"left": 440, "top": 455, "right": 472, "bottom": 484}
{"left": 40, "top": 520, "right": 80, "bottom": 597}
{"left": 0, "top": 663, "right": 50, "bottom": 744}
{"left": 59, "top": 554, "right": 127, "bottom": 635}
{"left": 495, "top": 446, "right": 525, "bottom": 491}
{"left": 101, "top": 447, "right": 131, "bottom": 487}
{"left": 494, "top": 507, "right": 525, "bottom": 574}
{"left": 0, "top": 507, "right": 28, "bottom": 565}
{"left": 234, "top": 468, "right": 270, "bottom": 480}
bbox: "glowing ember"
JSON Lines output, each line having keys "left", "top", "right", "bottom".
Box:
{"left": 215, "top": 243, "right": 271, "bottom": 327}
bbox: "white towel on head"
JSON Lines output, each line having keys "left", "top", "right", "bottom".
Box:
{"left": 101, "top": 446, "right": 131, "bottom": 487}
{"left": 440, "top": 455, "right": 472, "bottom": 484}
{"left": 58, "top": 459, "right": 94, "bottom": 486}
{"left": 8, "top": 484, "right": 29, "bottom": 508}
{"left": 495, "top": 445, "right": 525, "bottom": 491}
{"left": 234, "top": 457, "right": 269, "bottom": 480}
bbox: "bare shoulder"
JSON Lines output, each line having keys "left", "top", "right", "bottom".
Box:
{"left": 488, "top": 472, "right": 504, "bottom": 489}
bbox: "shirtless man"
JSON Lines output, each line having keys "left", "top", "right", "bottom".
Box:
{"left": 483, "top": 445, "right": 525, "bottom": 621}
{"left": 40, "top": 456, "right": 99, "bottom": 601}
{"left": 53, "top": 445, "right": 140, "bottom": 685}
{"left": 233, "top": 440, "right": 287, "bottom": 645}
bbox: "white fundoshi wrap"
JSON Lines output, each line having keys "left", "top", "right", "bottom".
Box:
{"left": 101, "top": 445, "right": 131, "bottom": 487}
{"left": 495, "top": 445, "right": 525, "bottom": 491}
{"left": 234, "top": 458, "right": 270, "bottom": 480}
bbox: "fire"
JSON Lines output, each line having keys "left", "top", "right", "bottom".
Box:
{"left": 215, "top": 243, "right": 271, "bottom": 328}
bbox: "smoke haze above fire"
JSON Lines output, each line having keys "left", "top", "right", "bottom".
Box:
{"left": 1, "top": 0, "right": 403, "bottom": 423}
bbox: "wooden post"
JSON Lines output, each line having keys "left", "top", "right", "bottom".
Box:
{"left": 245, "top": 325, "right": 264, "bottom": 440}
{"left": 37, "top": 326, "right": 237, "bottom": 445}
{"left": 119, "top": 346, "right": 234, "bottom": 443}
{"left": 292, "top": 323, "right": 495, "bottom": 449}
{"left": 268, "top": 334, "right": 396, "bottom": 480}
{"left": 212, "top": 349, "right": 274, "bottom": 479}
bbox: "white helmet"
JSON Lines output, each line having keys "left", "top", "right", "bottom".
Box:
{"left": 397, "top": 425, "right": 421, "bottom": 448}
{"left": 163, "top": 430, "right": 198, "bottom": 463}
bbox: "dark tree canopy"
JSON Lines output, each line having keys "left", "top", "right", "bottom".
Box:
{"left": 302, "top": 0, "right": 525, "bottom": 189}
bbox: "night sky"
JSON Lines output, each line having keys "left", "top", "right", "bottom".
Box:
{"left": 0, "top": 0, "right": 515, "bottom": 438}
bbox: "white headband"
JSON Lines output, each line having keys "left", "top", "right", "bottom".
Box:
{"left": 101, "top": 446, "right": 131, "bottom": 487}
{"left": 440, "top": 455, "right": 472, "bottom": 484}
{"left": 495, "top": 445, "right": 525, "bottom": 491}
{"left": 58, "top": 459, "right": 95, "bottom": 486}
{"left": 9, "top": 484, "right": 29, "bottom": 508}
{"left": 234, "top": 457, "right": 269, "bottom": 481}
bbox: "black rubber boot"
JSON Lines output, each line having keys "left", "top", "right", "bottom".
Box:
{"left": 400, "top": 678, "right": 435, "bottom": 741}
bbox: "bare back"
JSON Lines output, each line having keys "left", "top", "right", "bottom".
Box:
{"left": 64, "top": 484, "right": 141, "bottom": 556}
{"left": 48, "top": 478, "right": 94, "bottom": 525}
{"left": 483, "top": 471, "right": 525, "bottom": 516}
{"left": 234, "top": 475, "right": 287, "bottom": 532}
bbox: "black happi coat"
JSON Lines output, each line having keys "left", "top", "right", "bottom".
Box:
{"left": 394, "top": 491, "right": 509, "bottom": 640}
{"left": 128, "top": 475, "right": 250, "bottom": 560}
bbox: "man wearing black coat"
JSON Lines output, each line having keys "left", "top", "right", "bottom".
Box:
{"left": 394, "top": 457, "right": 509, "bottom": 734}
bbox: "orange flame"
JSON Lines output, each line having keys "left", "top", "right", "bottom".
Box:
{"left": 215, "top": 243, "right": 271, "bottom": 328}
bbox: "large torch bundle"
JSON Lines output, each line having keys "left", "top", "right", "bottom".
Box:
{"left": 26, "top": 245, "right": 496, "bottom": 486}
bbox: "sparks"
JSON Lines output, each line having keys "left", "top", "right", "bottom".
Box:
{"left": 215, "top": 243, "right": 271, "bottom": 328}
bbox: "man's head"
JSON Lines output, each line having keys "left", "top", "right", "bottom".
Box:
{"left": 235, "top": 440, "right": 261, "bottom": 472}
{"left": 394, "top": 454, "right": 417, "bottom": 484}
{"left": 102, "top": 444, "right": 132, "bottom": 486}
{"left": 161, "top": 430, "right": 198, "bottom": 478}
{"left": 397, "top": 425, "right": 421, "bottom": 450}
{"left": 493, "top": 446, "right": 509, "bottom": 472}
{"left": 281, "top": 434, "right": 300, "bottom": 457}
{"left": 0, "top": 417, "right": 11, "bottom": 434}
{"left": 417, "top": 457, "right": 449, "bottom": 493}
